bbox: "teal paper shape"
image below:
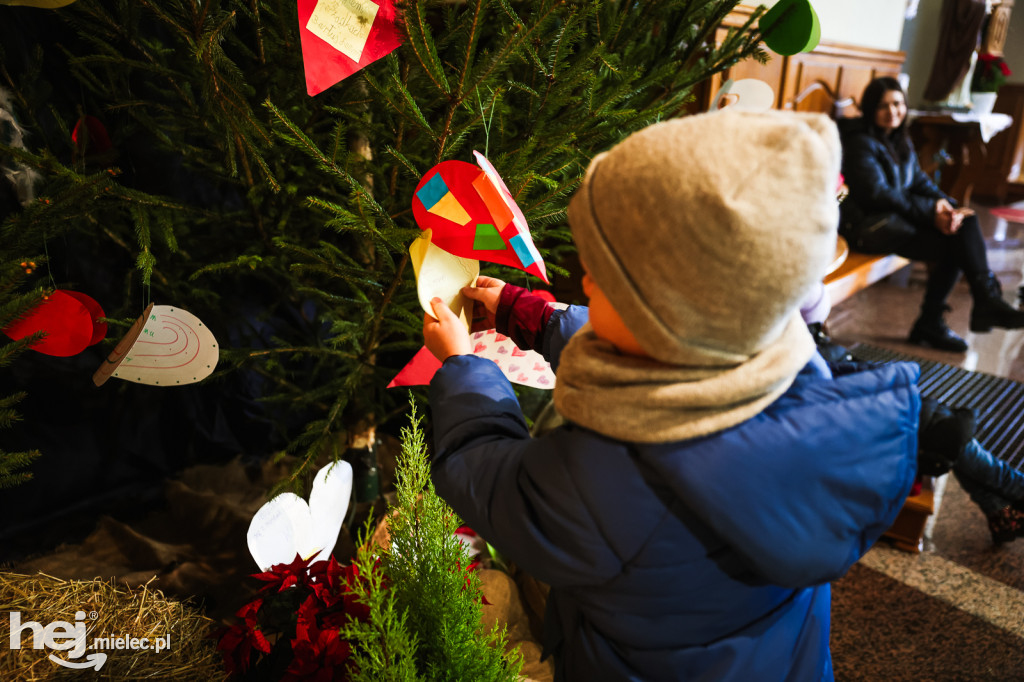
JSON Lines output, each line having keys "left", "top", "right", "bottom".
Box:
{"left": 473, "top": 224, "right": 507, "bottom": 251}
{"left": 416, "top": 173, "right": 449, "bottom": 210}
{"left": 509, "top": 234, "right": 537, "bottom": 267}
{"left": 760, "top": 0, "right": 821, "bottom": 56}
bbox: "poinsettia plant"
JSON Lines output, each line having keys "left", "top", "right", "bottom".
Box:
{"left": 215, "top": 553, "right": 374, "bottom": 680}
{"left": 972, "top": 52, "right": 1012, "bottom": 93}
{"left": 214, "top": 401, "right": 521, "bottom": 681}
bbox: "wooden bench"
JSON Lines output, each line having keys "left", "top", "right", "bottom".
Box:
{"left": 823, "top": 246, "right": 910, "bottom": 305}
{"left": 881, "top": 478, "right": 936, "bottom": 553}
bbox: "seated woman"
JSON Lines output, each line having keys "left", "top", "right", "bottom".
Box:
{"left": 839, "top": 76, "right": 1024, "bottom": 352}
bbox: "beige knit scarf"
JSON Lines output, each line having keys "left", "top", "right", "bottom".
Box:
{"left": 552, "top": 314, "right": 815, "bottom": 444}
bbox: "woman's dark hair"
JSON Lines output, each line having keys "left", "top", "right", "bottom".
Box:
{"left": 859, "top": 76, "right": 912, "bottom": 163}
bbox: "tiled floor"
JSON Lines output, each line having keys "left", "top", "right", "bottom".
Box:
{"left": 827, "top": 200, "right": 1024, "bottom": 680}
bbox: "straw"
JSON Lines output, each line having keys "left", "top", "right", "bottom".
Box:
{"left": 0, "top": 571, "right": 225, "bottom": 681}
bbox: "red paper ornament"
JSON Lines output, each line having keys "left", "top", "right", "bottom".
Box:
{"left": 411, "top": 152, "right": 549, "bottom": 283}
{"left": 72, "top": 115, "right": 113, "bottom": 157}
{"left": 387, "top": 345, "right": 442, "bottom": 388}
{"left": 297, "top": 0, "right": 404, "bottom": 96}
{"left": 3, "top": 290, "right": 105, "bottom": 357}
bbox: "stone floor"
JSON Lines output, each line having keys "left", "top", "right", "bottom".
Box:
{"left": 827, "top": 199, "right": 1024, "bottom": 681}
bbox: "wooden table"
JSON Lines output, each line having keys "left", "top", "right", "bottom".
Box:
{"left": 909, "top": 111, "right": 1013, "bottom": 207}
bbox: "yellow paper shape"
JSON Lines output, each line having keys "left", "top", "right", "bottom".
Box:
{"left": 306, "top": 0, "right": 379, "bottom": 62}
{"left": 427, "top": 190, "right": 472, "bottom": 226}
{"left": 410, "top": 230, "right": 478, "bottom": 329}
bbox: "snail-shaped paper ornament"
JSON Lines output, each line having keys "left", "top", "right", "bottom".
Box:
{"left": 93, "top": 303, "right": 218, "bottom": 387}
{"left": 247, "top": 460, "right": 354, "bottom": 571}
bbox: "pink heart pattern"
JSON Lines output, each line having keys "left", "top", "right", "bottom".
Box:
{"left": 466, "top": 327, "right": 554, "bottom": 389}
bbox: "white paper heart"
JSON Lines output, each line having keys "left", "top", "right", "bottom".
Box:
{"left": 246, "top": 460, "right": 353, "bottom": 571}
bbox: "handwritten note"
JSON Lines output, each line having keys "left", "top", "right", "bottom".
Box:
{"left": 306, "top": 0, "right": 379, "bottom": 62}
{"left": 410, "top": 229, "right": 479, "bottom": 329}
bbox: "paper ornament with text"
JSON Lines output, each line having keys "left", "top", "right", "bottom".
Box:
{"left": 92, "top": 303, "right": 219, "bottom": 387}
{"left": 409, "top": 228, "right": 479, "bottom": 327}
{"left": 412, "top": 151, "right": 549, "bottom": 283}
{"left": 246, "top": 460, "right": 353, "bottom": 571}
{"left": 298, "top": 0, "right": 403, "bottom": 96}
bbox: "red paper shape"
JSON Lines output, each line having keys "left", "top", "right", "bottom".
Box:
{"left": 297, "top": 0, "right": 404, "bottom": 97}
{"left": 387, "top": 345, "right": 442, "bottom": 388}
{"left": 72, "top": 115, "right": 112, "bottom": 156}
{"left": 63, "top": 290, "right": 107, "bottom": 345}
{"left": 3, "top": 290, "right": 100, "bottom": 357}
{"left": 412, "top": 155, "right": 549, "bottom": 283}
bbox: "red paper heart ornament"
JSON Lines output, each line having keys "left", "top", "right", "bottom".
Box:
{"left": 298, "top": 0, "right": 404, "bottom": 96}
{"left": 3, "top": 290, "right": 104, "bottom": 357}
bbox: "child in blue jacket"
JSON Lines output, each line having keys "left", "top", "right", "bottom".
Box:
{"left": 422, "top": 110, "right": 919, "bottom": 681}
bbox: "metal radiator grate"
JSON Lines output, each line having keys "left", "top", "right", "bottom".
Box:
{"left": 851, "top": 344, "right": 1024, "bottom": 470}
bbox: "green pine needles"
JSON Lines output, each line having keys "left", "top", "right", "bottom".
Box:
{"left": 340, "top": 399, "right": 522, "bottom": 681}
{"left": 0, "top": 0, "right": 769, "bottom": 487}
{"left": 0, "top": 259, "right": 45, "bottom": 489}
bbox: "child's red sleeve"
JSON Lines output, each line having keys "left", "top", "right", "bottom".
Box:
{"left": 495, "top": 283, "right": 555, "bottom": 353}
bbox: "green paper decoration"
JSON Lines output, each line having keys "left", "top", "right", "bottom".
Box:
{"left": 760, "top": 0, "right": 821, "bottom": 56}
{"left": 473, "top": 223, "right": 507, "bottom": 251}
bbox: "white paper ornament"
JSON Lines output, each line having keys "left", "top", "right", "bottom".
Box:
{"left": 710, "top": 78, "right": 776, "bottom": 113}
{"left": 110, "top": 305, "right": 219, "bottom": 386}
{"left": 247, "top": 460, "right": 354, "bottom": 571}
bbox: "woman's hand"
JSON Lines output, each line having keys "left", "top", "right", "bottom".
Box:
{"left": 423, "top": 298, "right": 472, "bottom": 362}
{"left": 461, "top": 276, "right": 506, "bottom": 332}
{"left": 934, "top": 199, "right": 960, "bottom": 235}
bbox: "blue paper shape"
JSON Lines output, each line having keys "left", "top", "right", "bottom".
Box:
{"left": 509, "top": 234, "right": 537, "bottom": 267}
{"left": 416, "top": 173, "right": 449, "bottom": 210}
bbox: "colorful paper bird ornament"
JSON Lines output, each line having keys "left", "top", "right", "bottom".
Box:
{"left": 411, "top": 151, "right": 549, "bottom": 284}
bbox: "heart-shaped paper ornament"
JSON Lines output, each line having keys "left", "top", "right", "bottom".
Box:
{"left": 247, "top": 460, "right": 354, "bottom": 571}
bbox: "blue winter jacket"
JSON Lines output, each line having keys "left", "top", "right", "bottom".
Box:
{"left": 429, "top": 305, "right": 920, "bottom": 681}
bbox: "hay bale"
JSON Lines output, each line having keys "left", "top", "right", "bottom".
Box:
{"left": 0, "top": 572, "right": 224, "bottom": 681}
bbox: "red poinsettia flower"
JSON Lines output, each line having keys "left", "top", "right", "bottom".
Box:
{"left": 285, "top": 594, "right": 353, "bottom": 681}
{"left": 252, "top": 553, "right": 315, "bottom": 593}
{"left": 972, "top": 52, "right": 1012, "bottom": 93}
{"left": 214, "top": 598, "right": 272, "bottom": 675}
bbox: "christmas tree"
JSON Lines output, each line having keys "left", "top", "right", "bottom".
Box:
{"left": 0, "top": 1, "right": 768, "bottom": 517}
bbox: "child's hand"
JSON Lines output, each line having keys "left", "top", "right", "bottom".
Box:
{"left": 423, "top": 298, "right": 472, "bottom": 361}
{"left": 462, "top": 276, "right": 506, "bottom": 331}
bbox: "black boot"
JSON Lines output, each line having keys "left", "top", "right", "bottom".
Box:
{"left": 969, "top": 272, "right": 1024, "bottom": 332}
{"left": 908, "top": 305, "right": 968, "bottom": 353}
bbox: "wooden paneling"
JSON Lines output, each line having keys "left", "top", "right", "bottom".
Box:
{"left": 703, "top": 10, "right": 906, "bottom": 118}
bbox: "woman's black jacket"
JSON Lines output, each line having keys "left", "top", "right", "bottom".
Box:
{"left": 838, "top": 117, "right": 952, "bottom": 231}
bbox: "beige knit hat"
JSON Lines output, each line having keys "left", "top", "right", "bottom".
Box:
{"left": 567, "top": 109, "right": 841, "bottom": 366}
